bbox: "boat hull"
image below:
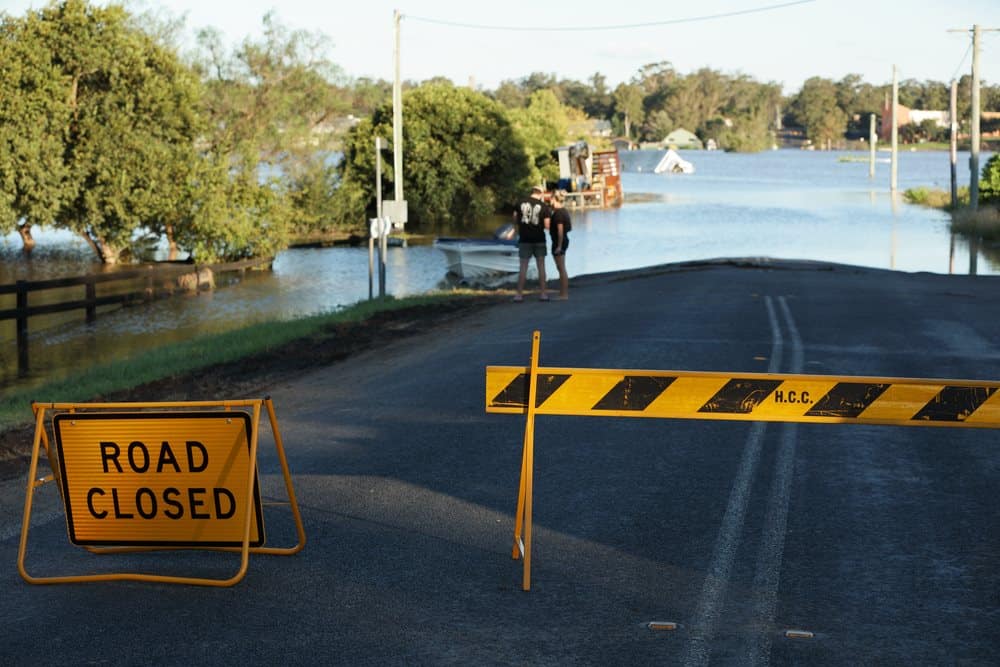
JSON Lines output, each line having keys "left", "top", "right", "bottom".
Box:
{"left": 433, "top": 239, "right": 536, "bottom": 279}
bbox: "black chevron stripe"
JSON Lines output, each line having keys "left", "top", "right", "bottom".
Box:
{"left": 805, "top": 382, "right": 890, "bottom": 418}
{"left": 490, "top": 373, "right": 571, "bottom": 409}
{"left": 592, "top": 376, "right": 676, "bottom": 411}
{"left": 912, "top": 386, "right": 997, "bottom": 422}
{"left": 698, "top": 379, "right": 782, "bottom": 414}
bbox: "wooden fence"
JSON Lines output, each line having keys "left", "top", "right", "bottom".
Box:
{"left": 0, "top": 257, "right": 271, "bottom": 375}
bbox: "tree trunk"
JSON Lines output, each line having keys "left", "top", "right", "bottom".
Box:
{"left": 17, "top": 224, "right": 35, "bottom": 255}
{"left": 165, "top": 224, "right": 178, "bottom": 261}
{"left": 78, "top": 232, "right": 120, "bottom": 265}
{"left": 99, "top": 242, "right": 121, "bottom": 265}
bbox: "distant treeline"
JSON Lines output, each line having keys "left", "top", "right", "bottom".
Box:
{"left": 2, "top": 0, "right": 998, "bottom": 264}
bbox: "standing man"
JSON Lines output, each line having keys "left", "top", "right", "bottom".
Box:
{"left": 548, "top": 189, "right": 572, "bottom": 300}
{"left": 513, "top": 185, "right": 550, "bottom": 302}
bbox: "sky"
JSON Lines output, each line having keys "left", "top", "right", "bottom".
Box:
{"left": 3, "top": 0, "right": 1000, "bottom": 95}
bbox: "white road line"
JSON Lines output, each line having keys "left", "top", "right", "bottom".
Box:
{"left": 746, "top": 296, "right": 803, "bottom": 666}
{"left": 682, "top": 297, "right": 783, "bottom": 667}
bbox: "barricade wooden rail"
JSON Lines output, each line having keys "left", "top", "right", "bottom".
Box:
{"left": 0, "top": 257, "right": 270, "bottom": 374}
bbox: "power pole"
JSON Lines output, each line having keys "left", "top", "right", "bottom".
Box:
{"left": 869, "top": 113, "right": 876, "bottom": 179}
{"left": 949, "top": 24, "right": 1000, "bottom": 210}
{"left": 950, "top": 79, "right": 958, "bottom": 209}
{"left": 393, "top": 10, "right": 403, "bottom": 206}
{"left": 970, "top": 24, "right": 981, "bottom": 210}
{"left": 890, "top": 65, "right": 898, "bottom": 194}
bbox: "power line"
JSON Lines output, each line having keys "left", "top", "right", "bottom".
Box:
{"left": 405, "top": 0, "right": 815, "bottom": 33}
{"left": 951, "top": 40, "right": 973, "bottom": 82}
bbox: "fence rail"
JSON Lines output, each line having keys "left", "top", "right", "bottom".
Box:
{"left": 1, "top": 256, "right": 271, "bottom": 375}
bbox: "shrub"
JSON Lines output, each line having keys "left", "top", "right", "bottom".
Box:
{"left": 980, "top": 154, "right": 1000, "bottom": 205}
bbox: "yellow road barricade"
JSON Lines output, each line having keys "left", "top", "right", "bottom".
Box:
{"left": 487, "top": 331, "right": 1000, "bottom": 590}
{"left": 18, "top": 397, "right": 305, "bottom": 587}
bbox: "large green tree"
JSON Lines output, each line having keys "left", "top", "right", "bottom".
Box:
{"left": 333, "top": 82, "right": 534, "bottom": 229}
{"left": 0, "top": 0, "right": 204, "bottom": 264}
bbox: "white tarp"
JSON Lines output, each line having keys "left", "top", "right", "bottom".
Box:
{"left": 653, "top": 148, "right": 695, "bottom": 174}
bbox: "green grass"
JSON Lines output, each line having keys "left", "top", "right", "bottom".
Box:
{"left": 0, "top": 290, "right": 487, "bottom": 431}
{"left": 903, "top": 186, "right": 969, "bottom": 209}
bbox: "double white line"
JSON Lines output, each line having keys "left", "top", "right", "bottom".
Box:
{"left": 682, "top": 296, "right": 803, "bottom": 667}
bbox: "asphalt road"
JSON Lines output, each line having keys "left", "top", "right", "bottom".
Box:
{"left": 1, "top": 259, "right": 998, "bottom": 666}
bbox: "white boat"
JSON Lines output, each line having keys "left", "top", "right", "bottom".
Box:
{"left": 654, "top": 148, "right": 695, "bottom": 174}
{"left": 433, "top": 223, "right": 536, "bottom": 280}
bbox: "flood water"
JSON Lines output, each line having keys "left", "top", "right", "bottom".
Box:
{"left": 1, "top": 148, "right": 995, "bottom": 397}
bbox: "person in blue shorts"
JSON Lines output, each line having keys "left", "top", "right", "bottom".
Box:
{"left": 512, "top": 185, "right": 550, "bottom": 301}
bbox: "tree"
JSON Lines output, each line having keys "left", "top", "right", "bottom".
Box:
{"left": 342, "top": 77, "right": 392, "bottom": 116}
{"left": 979, "top": 153, "right": 1000, "bottom": 205}
{"left": 642, "top": 110, "right": 674, "bottom": 142}
{"left": 0, "top": 0, "right": 204, "bottom": 264}
{"left": 786, "top": 77, "right": 847, "bottom": 146}
{"left": 192, "top": 13, "right": 349, "bottom": 257}
{"left": 614, "top": 83, "right": 644, "bottom": 139}
{"left": 332, "top": 82, "right": 534, "bottom": 229}
{"left": 491, "top": 79, "right": 528, "bottom": 109}
{"left": 582, "top": 73, "right": 613, "bottom": 119}
{"left": 705, "top": 75, "right": 781, "bottom": 152}
{"left": 898, "top": 79, "right": 949, "bottom": 110}
{"left": 171, "top": 156, "right": 291, "bottom": 261}
{"left": 0, "top": 7, "right": 73, "bottom": 253}
{"left": 836, "top": 74, "right": 887, "bottom": 137}
{"left": 510, "top": 89, "right": 572, "bottom": 183}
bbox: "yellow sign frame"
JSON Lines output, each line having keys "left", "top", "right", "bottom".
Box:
{"left": 488, "top": 331, "right": 1000, "bottom": 591}
{"left": 18, "top": 398, "right": 306, "bottom": 587}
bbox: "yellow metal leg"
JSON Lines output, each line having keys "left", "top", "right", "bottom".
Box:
{"left": 17, "top": 406, "right": 49, "bottom": 584}
{"left": 18, "top": 398, "right": 306, "bottom": 587}
{"left": 519, "top": 331, "right": 542, "bottom": 591}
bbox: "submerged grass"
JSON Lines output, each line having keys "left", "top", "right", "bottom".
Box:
{"left": 0, "top": 290, "right": 487, "bottom": 431}
{"left": 902, "top": 186, "right": 970, "bottom": 209}
{"left": 902, "top": 186, "right": 1000, "bottom": 241}
{"left": 951, "top": 206, "right": 1000, "bottom": 239}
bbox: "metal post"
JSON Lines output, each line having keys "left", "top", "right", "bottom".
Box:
{"left": 371, "top": 137, "right": 385, "bottom": 300}
{"left": 868, "top": 113, "right": 876, "bottom": 179}
{"left": 950, "top": 79, "right": 959, "bottom": 209}
{"left": 970, "top": 24, "right": 981, "bottom": 210}
{"left": 970, "top": 233, "right": 980, "bottom": 275}
{"left": 85, "top": 276, "right": 96, "bottom": 323}
{"left": 379, "top": 220, "right": 388, "bottom": 298}
{"left": 145, "top": 265, "right": 154, "bottom": 301}
{"left": 890, "top": 65, "right": 899, "bottom": 194}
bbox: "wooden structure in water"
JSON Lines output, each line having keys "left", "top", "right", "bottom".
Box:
{"left": 545, "top": 145, "right": 623, "bottom": 209}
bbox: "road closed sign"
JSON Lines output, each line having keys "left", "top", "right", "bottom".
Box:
{"left": 52, "top": 412, "right": 264, "bottom": 547}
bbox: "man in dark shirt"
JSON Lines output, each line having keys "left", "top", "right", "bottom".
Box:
{"left": 512, "top": 185, "right": 550, "bottom": 301}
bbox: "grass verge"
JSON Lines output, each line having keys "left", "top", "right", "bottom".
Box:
{"left": 0, "top": 290, "right": 492, "bottom": 433}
